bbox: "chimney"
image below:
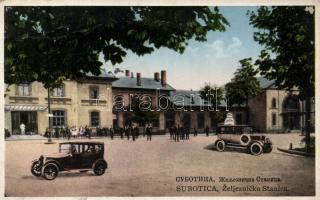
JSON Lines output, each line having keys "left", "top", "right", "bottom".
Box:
{"left": 161, "top": 70, "right": 167, "bottom": 86}
{"left": 125, "top": 70, "right": 130, "bottom": 77}
{"left": 137, "top": 73, "right": 141, "bottom": 86}
{"left": 154, "top": 72, "right": 160, "bottom": 82}
{"left": 131, "top": 72, "right": 134, "bottom": 78}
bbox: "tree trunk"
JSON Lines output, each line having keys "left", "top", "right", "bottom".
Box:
{"left": 305, "top": 96, "right": 311, "bottom": 153}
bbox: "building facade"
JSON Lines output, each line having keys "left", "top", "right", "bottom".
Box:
{"left": 248, "top": 77, "right": 315, "bottom": 132}
{"left": 4, "top": 71, "right": 314, "bottom": 135}
{"left": 4, "top": 72, "right": 116, "bottom": 135}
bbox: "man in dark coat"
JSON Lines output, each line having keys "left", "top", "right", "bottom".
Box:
{"left": 131, "top": 126, "right": 135, "bottom": 141}
{"left": 146, "top": 125, "right": 152, "bottom": 141}
{"left": 194, "top": 128, "right": 198, "bottom": 136}
{"left": 205, "top": 126, "right": 209, "bottom": 136}
{"left": 110, "top": 127, "right": 114, "bottom": 140}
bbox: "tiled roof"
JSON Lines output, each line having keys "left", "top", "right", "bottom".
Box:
{"left": 169, "top": 90, "right": 212, "bottom": 107}
{"left": 85, "top": 68, "right": 117, "bottom": 79}
{"left": 257, "top": 77, "right": 275, "bottom": 89}
{"left": 112, "top": 76, "right": 175, "bottom": 91}
{"left": 169, "top": 90, "right": 246, "bottom": 108}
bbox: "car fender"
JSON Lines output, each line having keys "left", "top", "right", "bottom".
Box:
{"left": 44, "top": 160, "right": 62, "bottom": 171}
{"left": 249, "top": 140, "right": 264, "bottom": 147}
{"left": 92, "top": 159, "right": 108, "bottom": 169}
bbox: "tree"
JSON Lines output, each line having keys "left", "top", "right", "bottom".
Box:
{"left": 5, "top": 6, "right": 229, "bottom": 87}
{"left": 5, "top": 6, "right": 229, "bottom": 140}
{"left": 225, "top": 58, "right": 261, "bottom": 106}
{"left": 130, "top": 95, "right": 158, "bottom": 126}
{"left": 199, "top": 83, "right": 224, "bottom": 108}
{"left": 248, "top": 6, "right": 315, "bottom": 152}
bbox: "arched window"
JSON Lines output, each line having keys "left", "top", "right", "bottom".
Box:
{"left": 271, "top": 98, "right": 277, "bottom": 108}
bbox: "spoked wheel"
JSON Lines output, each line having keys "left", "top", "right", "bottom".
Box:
{"left": 215, "top": 140, "right": 225, "bottom": 152}
{"left": 250, "top": 142, "right": 263, "bottom": 156}
{"left": 94, "top": 161, "right": 107, "bottom": 176}
{"left": 31, "top": 161, "right": 42, "bottom": 177}
{"left": 42, "top": 163, "right": 59, "bottom": 180}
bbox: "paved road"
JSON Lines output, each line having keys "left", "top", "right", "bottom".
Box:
{"left": 5, "top": 133, "right": 315, "bottom": 197}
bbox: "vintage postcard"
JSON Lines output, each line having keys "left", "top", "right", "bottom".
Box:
{"left": 0, "top": 0, "right": 319, "bottom": 199}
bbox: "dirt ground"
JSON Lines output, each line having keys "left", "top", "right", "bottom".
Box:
{"left": 5, "top": 133, "right": 315, "bottom": 197}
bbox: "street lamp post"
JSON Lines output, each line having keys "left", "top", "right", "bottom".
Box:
{"left": 46, "top": 88, "right": 54, "bottom": 144}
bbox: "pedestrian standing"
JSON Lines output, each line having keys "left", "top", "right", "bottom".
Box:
{"left": 110, "top": 127, "right": 114, "bottom": 140}
{"left": 186, "top": 128, "right": 190, "bottom": 140}
{"left": 176, "top": 125, "right": 180, "bottom": 142}
{"left": 205, "top": 126, "right": 209, "bottom": 136}
{"left": 120, "top": 127, "right": 124, "bottom": 139}
{"left": 194, "top": 128, "right": 198, "bottom": 136}
{"left": 169, "top": 127, "right": 173, "bottom": 140}
{"left": 146, "top": 125, "right": 152, "bottom": 141}
{"left": 131, "top": 126, "right": 135, "bottom": 141}
{"left": 135, "top": 126, "right": 139, "bottom": 138}
{"left": 126, "top": 126, "right": 130, "bottom": 140}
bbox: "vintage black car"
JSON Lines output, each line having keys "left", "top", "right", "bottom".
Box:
{"left": 215, "top": 125, "right": 273, "bottom": 156}
{"left": 31, "top": 142, "right": 108, "bottom": 180}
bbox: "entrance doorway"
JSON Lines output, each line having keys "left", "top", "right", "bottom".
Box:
{"left": 282, "top": 96, "right": 300, "bottom": 131}
{"left": 182, "top": 113, "right": 191, "bottom": 129}
{"left": 11, "top": 111, "right": 38, "bottom": 135}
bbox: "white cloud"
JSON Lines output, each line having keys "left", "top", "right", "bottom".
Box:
{"left": 204, "top": 37, "right": 243, "bottom": 59}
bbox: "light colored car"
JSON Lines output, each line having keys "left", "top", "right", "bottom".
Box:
{"left": 215, "top": 125, "right": 272, "bottom": 156}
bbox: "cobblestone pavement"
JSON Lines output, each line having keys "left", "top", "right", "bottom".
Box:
{"left": 5, "top": 133, "right": 315, "bottom": 197}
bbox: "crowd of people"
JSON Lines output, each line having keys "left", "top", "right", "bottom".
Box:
{"left": 168, "top": 125, "right": 210, "bottom": 142}
{"left": 43, "top": 123, "right": 211, "bottom": 141}
{"left": 43, "top": 124, "right": 154, "bottom": 141}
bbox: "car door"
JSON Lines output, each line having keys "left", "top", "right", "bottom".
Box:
{"left": 71, "top": 144, "right": 83, "bottom": 169}
{"left": 82, "top": 144, "right": 97, "bottom": 168}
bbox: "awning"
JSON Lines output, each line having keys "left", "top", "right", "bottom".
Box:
{"left": 5, "top": 105, "right": 47, "bottom": 111}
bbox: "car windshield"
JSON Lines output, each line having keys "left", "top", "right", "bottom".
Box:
{"left": 59, "top": 144, "right": 71, "bottom": 153}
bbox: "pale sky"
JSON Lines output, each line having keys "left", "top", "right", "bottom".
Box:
{"left": 101, "top": 7, "right": 263, "bottom": 91}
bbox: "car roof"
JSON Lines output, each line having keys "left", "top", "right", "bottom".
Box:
{"left": 59, "top": 142, "right": 104, "bottom": 145}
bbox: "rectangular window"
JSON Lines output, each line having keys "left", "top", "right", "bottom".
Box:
{"left": 91, "top": 112, "right": 100, "bottom": 127}
{"left": 52, "top": 85, "right": 65, "bottom": 97}
{"left": 18, "top": 84, "right": 31, "bottom": 96}
{"left": 53, "top": 110, "right": 65, "bottom": 127}
{"left": 90, "top": 86, "right": 99, "bottom": 99}
{"left": 272, "top": 113, "right": 277, "bottom": 126}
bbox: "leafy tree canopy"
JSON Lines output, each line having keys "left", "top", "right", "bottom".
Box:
{"left": 199, "top": 83, "right": 224, "bottom": 107}
{"left": 248, "top": 6, "right": 314, "bottom": 99}
{"left": 225, "top": 58, "right": 261, "bottom": 106}
{"left": 5, "top": 6, "right": 229, "bottom": 88}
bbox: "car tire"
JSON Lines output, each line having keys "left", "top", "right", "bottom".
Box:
{"left": 216, "top": 140, "right": 225, "bottom": 152}
{"left": 250, "top": 142, "right": 263, "bottom": 156}
{"left": 42, "top": 163, "right": 59, "bottom": 180}
{"left": 240, "top": 134, "right": 251, "bottom": 146}
{"left": 31, "top": 161, "right": 42, "bottom": 177}
{"left": 94, "top": 161, "right": 106, "bottom": 176}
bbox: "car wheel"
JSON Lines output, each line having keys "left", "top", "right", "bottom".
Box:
{"left": 216, "top": 140, "right": 225, "bottom": 152}
{"left": 31, "top": 161, "right": 42, "bottom": 177}
{"left": 94, "top": 161, "right": 106, "bottom": 176}
{"left": 250, "top": 142, "right": 263, "bottom": 156}
{"left": 42, "top": 163, "right": 59, "bottom": 180}
{"left": 240, "top": 134, "right": 251, "bottom": 146}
